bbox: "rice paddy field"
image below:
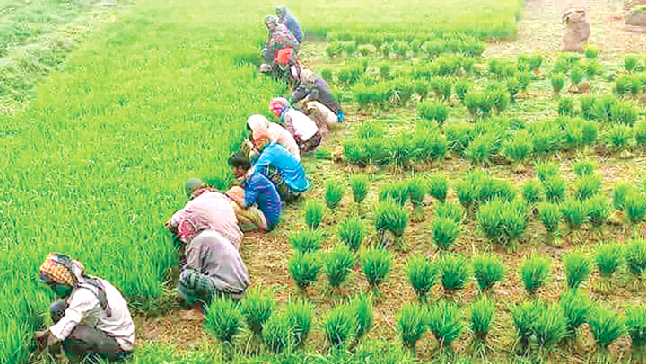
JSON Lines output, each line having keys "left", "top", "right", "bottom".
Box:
{"left": 0, "top": 0, "right": 645, "bottom": 363}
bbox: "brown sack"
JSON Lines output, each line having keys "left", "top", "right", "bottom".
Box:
{"left": 561, "top": 8, "right": 590, "bottom": 51}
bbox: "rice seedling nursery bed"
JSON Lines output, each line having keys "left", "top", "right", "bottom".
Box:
{"left": 1, "top": 0, "right": 645, "bottom": 363}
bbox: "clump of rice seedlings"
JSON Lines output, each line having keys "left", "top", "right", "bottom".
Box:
{"left": 586, "top": 194, "right": 610, "bottom": 236}
{"left": 303, "top": 200, "right": 325, "bottom": 229}
{"left": 624, "top": 55, "right": 639, "bottom": 73}
{"left": 534, "top": 303, "right": 567, "bottom": 352}
{"left": 563, "top": 252, "right": 591, "bottom": 290}
{"left": 504, "top": 131, "right": 533, "bottom": 171}
{"left": 635, "top": 120, "right": 646, "bottom": 147}
{"left": 397, "top": 303, "right": 428, "bottom": 353}
{"left": 580, "top": 95, "right": 596, "bottom": 120}
{"left": 430, "top": 217, "right": 460, "bottom": 251}
{"left": 469, "top": 297, "right": 496, "bottom": 344}
{"left": 477, "top": 199, "right": 530, "bottom": 251}
{"left": 323, "top": 244, "right": 355, "bottom": 290}
{"left": 348, "top": 294, "right": 373, "bottom": 340}
{"left": 519, "top": 254, "right": 551, "bottom": 295}
{"left": 288, "top": 251, "right": 321, "bottom": 292}
{"left": 289, "top": 229, "right": 322, "bottom": 253}
{"left": 390, "top": 181, "right": 411, "bottom": 207}
{"left": 325, "top": 181, "right": 346, "bottom": 211}
{"left": 241, "top": 287, "right": 274, "bottom": 337}
{"left": 427, "top": 174, "right": 449, "bottom": 203}
{"left": 551, "top": 74, "right": 565, "bottom": 94}
{"left": 337, "top": 217, "right": 366, "bottom": 252}
{"left": 624, "top": 191, "right": 647, "bottom": 235}
{"left": 428, "top": 300, "right": 463, "bottom": 350}
{"left": 262, "top": 313, "right": 292, "bottom": 354}
{"left": 558, "top": 97, "right": 575, "bottom": 116}
{"left": 357, "top": 121, "right": 386, "bottom": 139}
{"left": 570, "top": 65, "right": 584, "bottom": 88}
{"left": 512, "top": 300, "right": 541, "bottom": 352}
{"left": 625, "top": 305, "right": 646, "bottom": 354}
{"left": 406, "top": 254, "right": 437, "bottom": 301}
{"left": 521, "top": 179, "right": 544, "bottom": 206}
{"left": 534, "top": 161, "right": 560, "bottom": 182}
{"left": 284, "top": 299, "right": 314, "bottom": 347}
{"left": 472, "top": 253, "right": 504, "bottom": 294}
{"left": 625, "top": 239, "right": 646, "bottom": 276}
{"left": 543, "top": 175, "right": 566, "bottom": 203}
{"left": 560, "top": 198, "right": 588, "bottom": 239}
{"left": 373, "top": 200, "right": 408, "bottom": 247}
{"left": 581, "top": 121, "right": 599, "bottom": 146}
{"left": 560, "top": 290, "right": 590, "bottom": 340}
{"left": 349, "top": 174, "right": 370, "bottom": 208}
{"left": 573, "top": 158, "right": 598, "bottom": 176}
{"left": 438, "top": 253, "right": 470, "bottom": 294}
{"left": 408, "top": 177, "right": 427, "bottom": 220}
{"left": 530, "top": 53, "right": 544, "bottom": 73}
{"left": 613, "top": 182, "right": 633, "bottom": 210}
{"left": 591, "top": 94, "right": 617, "bottom": 122}
{"left": 595, "top": 243, "right": 623, "bottom": 286}
{"left": 506, "top": 77, "right": 520, "bottom": 102}
{"left": 454, "top": 79, "right": 471, "bottom": 102}
{"left": 589, "top": 305, "right": 626, "bottom": 353}
{"left": 465, "top": 135, "right": 495, "bottom": 166}
{"left": 603, "top": 124, "right": 634, "bottom": 154}
{"left": 204, "top": 297, "right": 242, "bottom": 347}
{"left": 321, "top": 305, "right": 356, "bottom": 348}
{"left": 434, "top": 202, "right": 462, "bottom": 224}
{"left": 361, "top": 247, "right": 393, "bottom": 294}
{"left": 518, "top": 71, "right": 531, "bottom": 92}
{"left": 573, "top": 173, "right": 602, "bottom": 201}
{"left": 537, "top": 202, "right": 561, "bottom": 244}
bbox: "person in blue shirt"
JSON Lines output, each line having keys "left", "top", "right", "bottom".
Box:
{"left": 227, "top": 152, "right": 283, "bottom": 232}
{"left": 251, "top": 129, "right": 309, "bottom": 202}
{"left": 275, "top": 6, "right": 303, "bottom": 43}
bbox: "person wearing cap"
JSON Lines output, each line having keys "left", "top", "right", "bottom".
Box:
{"left": 269, "top": 97, "right": 321, "bottom": 152}
{"left": 251, "top": 130, "right": 309, "bottom": 202}
{"left": 263, "top": 14, "right": 300, "bottom": 66}
{"left": 275, "top": 6, "right": 302, "bottom": 43}
{"left": 34, "top": 253, "right": 135, "bottom": 362}
{"left": 246, "top": 114, "right": 300, "bottom": 161}
{"left": 166, "top": 179, "right": 243, "bottom": 250}
{"left": 227, "top": 152, "right": 283, "bottom": 232}
{"left": 292, "top": 69, "right": 345, "bottom": 122}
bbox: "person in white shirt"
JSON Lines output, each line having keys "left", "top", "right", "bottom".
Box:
{"left": 34, "top": 253, "right": 135, "bottom": 362}
{"left": 269, "top": 97, "right": 321, "bottom": 152}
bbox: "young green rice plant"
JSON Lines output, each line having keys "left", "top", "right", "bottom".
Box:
{"left": 613, "top": 182, "right": 634, "bottom": 210}
{"left": 241, "top": 287, "right": 274, "bottom": 337}
{"left": 325, "top": 181, "right": 346, "bottom": 211}
{"left": 610, "top": 100, "right": 637, "bottom": 126}
{"left": 534, "top": 303, "right": 567, "bottom": 352}
{"left": 590, "top": 94, "right": 616, "bottom": 122}
{"left": 530, "top": 53, "right": 544, "bottom": 73}
{"left": 630, "top": 73, "right": 646, "bottom": 96}
{"left": 469, "top": 296, "right": 496, "bottom": 348}
{"left": 521, "top": 179, "right": 544, "bottom": 206}
{"left": 534, "top": 160, "right": 560, "bottom": 183}
{"left": 204, "top": 296, "right": 242, "bottom": 345}
{"left": 614, "top": 74, "right": 632, "bottom": 96}
{"left": 624, "top": 55, "right": 639, "bottom": 73}
{"left": 625, "top": 305, "right": 646, "bottom": 354}
{"left": 506, "top": 77, "right": 520, "bottom": 102}
{"left": 379, "top": 64, "right": 390, "bottom": 80}
{"left": 558, "top": 97, "right": 574, "bottom": 116}
{"left": 560, "top": 290, "right": 590, "bottom": 340}
{"left": 485, "top": 83, "right": 510, "bottom": 114}
{"left": 397, "top": 303, "right": 428, "bottom": 353}
{"left": 518, "top": 71, "right": 531, "bottom": 92}
{"left": 288, "top": 251, "right": 321, "bottom": 292}
{"left": 580, "top": 95, "right": 596, "bottom": 120}
{"left": 323, "top": 244, "right": 355, "bottom": 290}
{"left": 349, "top": 174, "right": 370, "bottom": 208}
{"left": 635, "top": 121, "right": 646, "bottom": 148}
{"left": 361, "top": 247, "right": 393, "bottom": 293}
{"left": 322, "top": 305, "right": 356, "bottom": 349}
{"left": 426, "top": 174, "right": 449, "bottom": 203}
{"left": 373, "top": 200, "right": 408, "bottom": 246}
{"left": 454, "top": 79, "right": 471, "bottom": 103}
{"left": 624, "top": 191, "right": 646, "bottom": 234}
{"left": 303, "top": 200, "right": 325, "bottom": 229}
{"left": 284, "top": 299, "right": 314, "bottom": 347}
{"left": 560, "top": 198, "right": 588, "bottom": 239}
{"left": 538, "top": 202, "right": 561, "bottom": 244}
{"left": 434, "top": 202, "right": 462, "bottom": 224}
{"left": 348, "top": 294, "right": 373, "bottom": 340}
{"left": 320, "top": 68, "right": 333, "bottom": 82}
{"left": 572, "top": 158, "right": 598, "bottom": 176}
{"left": 581, "top": 121, "right": 599, "bottom": 146}
{"left": 428, "top": 300, "right": 463, "bottom": 350}
{"left": 569, "top": 65, "right": 584, "bottom": 89}
{"left": 589, "top": 305, "right": 626, "bottom": 352}
{"left": 465, "top": 135, "right": 495, "bottom": 166}
{"left": 504, "top": 131, "right": 533, "bottom": 171}
{"left": 472, "top": 253, "right": 504, "bottom": 294}
{"left": 603, "top": 124, "right": 634, "bottom": 154}
{"left": 430, "top": 217, "right": 460, "bottom": 251}
{"left": 573, "top": 173, "right": 602, "bottom": 201}
{"left": 551, "top": 74, "right": 565, "bottom": 94}
{"left": 262, "top": 313, "right": 292, "bottom": 354}
{"left": 625, "top": 239, "right": 646, "bottom": 276}
{"left": 431, "top": 77, "right": 452, "bottom": 101}
{"left": 357, "top": 121, "right": 386, "bottom": 139}
{"left": 519, "top": 254, "right": 551, "bottom": 295}
{"left": 437, "top": 253, "right": 470, "bottom": 294}
{"left": 563, "top": 252, "right": 591, "bottom": 289}
{"left": 408, "top": 177, "right": 427, "bottom": 218}
{"left": 465, "top": 92, "right": 485, "bottom": 119}
{"left": 512, "top": 300, "right": 541, "bottom": 352}
{"left": 595, "top": 242, "right": 623, "bottom": 282}
{"left": 406, "top": 254, "right": 437, "bottom": 301}
{"left": 543, "top": 175, "right": 566, "bottom": 203}
{"left": 586, "top": 194, "right": 610, "bottom": 236}
{"left": 337, "top": 217, "right": 366, "bottom": 252}
{"left": 386, "top": 132, "right": 414, "bottom": 167}
{"left": 477, "top": 199, "right": 529, "bottom": 251}
{"left": 289, "top": 229, "right": 322, "bottom": 254}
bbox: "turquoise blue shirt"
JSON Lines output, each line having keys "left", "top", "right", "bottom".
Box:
{"left": 253, "top": 142, "right": 309, "bottom": 192}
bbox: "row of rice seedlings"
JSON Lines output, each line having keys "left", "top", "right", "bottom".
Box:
{"left": 344, "top": 130, "right": 446, "bottom": 166}
{"left": 397, "top": 300, "right": 464, "bottom": 355}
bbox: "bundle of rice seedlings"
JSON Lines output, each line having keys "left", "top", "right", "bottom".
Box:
{"left": 472, "top": 253, "right": 504, "bottom": 294}
{"left": 241, "top": 287, "right": 274, "bottom": 337}
{"left": 406, "top": 254, "right": 437, "bottom": 301}
{"left": 303, "top": 200, "right": 326, "bottom": 229}
{"left": 284, "top": 299, "right": 314, "bottom": 347}
{"left": 519, "top": 254, "right": 551, "bottom": 295}
{"left": 430, "top": 217, "right": 460, "bottom": 251}
{"left": 560, "top": 290, "right": 590, "bottom": 340}
{"left": 428, "top": 300, "right": 463, "bottom": 350}
{"left": 538, "top": 202, "right": 561, "bottom": 245}
{"left": 321, "top": 305, "right": 356, "bottom": 348}
{"left": 469, "top": 297, "right": 496, "bottom": 343}
{"left": 204, "top": 297, "right": 242, "bottom": 346}
{"left": 360, "top": 247, "right": 393, "bottom": 293}
{"left": 323, "top": 244, "right": 356, "bottom": 290}
{"left": 397, "top": 303, "right": 428, "bottom": 353}
{"left": 337, "top": 217, "right": 366, "bottom": 252}
{"left": 289, "top": 229, "right": 323, "bottom": 253}
{"left": 589, "top": 305, "right": 626, "bottom": 353}
{"left": 288, "top": 251, "right": 321, "bottom": 292}
{"left": 625, "top": 305, "right": 646, "bottom": 355}
{"left": 438, "top": 253, "right": 470, "bottom": 294}
{"left": 563, "top": 252, "right": 591, "bottom": 289}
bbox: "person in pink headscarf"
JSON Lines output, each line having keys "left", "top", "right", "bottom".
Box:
{"left": 269, "top": 97, "right": 321, "bottom": 152}
{"left": 246, "top": 114, "right": 300, "bottom": 161}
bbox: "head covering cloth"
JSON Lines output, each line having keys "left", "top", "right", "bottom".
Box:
{"left": 269, "top": 97, "right": 290, "bottom": 118}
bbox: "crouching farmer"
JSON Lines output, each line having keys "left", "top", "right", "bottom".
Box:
{"left": 178, "top": 230, "right": 250, "bottom": 309}
{"left": 35, "top": 253, "right": 135, "bottom": 363}
{"left": 227, "top": 151, "right": 283, "bottom": 232}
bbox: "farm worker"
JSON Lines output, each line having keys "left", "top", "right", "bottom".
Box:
{"left": 275, "top": 6, "right": 303, "bottom": 43}
{"left": 167, "top": 179, "right": 244, "bottom": 250}
{"left": 178, "top": 229, "right": 250, "bottom": 307}
{"left": 263, "top": 15, "right": 300, "bottom": 66}
{"left": 252, "top": 129, "right": 309, "bottom": 202}
{"left": 34, "top": 253, "right": 135, "bottom": 362}
{"left": 269, "top": 97, "right": 321, "bottom": 152}
{"left": 303, "top": 100, "right": 338, "bottom": 139}
{"left": 291, "top": 69, "right": 345, "bottom": 122}
{"left": 247, "top": 114, "right": 300, "bottom": 161}
{"left": 227, "top": 151, "right": 283, "bottom": 232}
